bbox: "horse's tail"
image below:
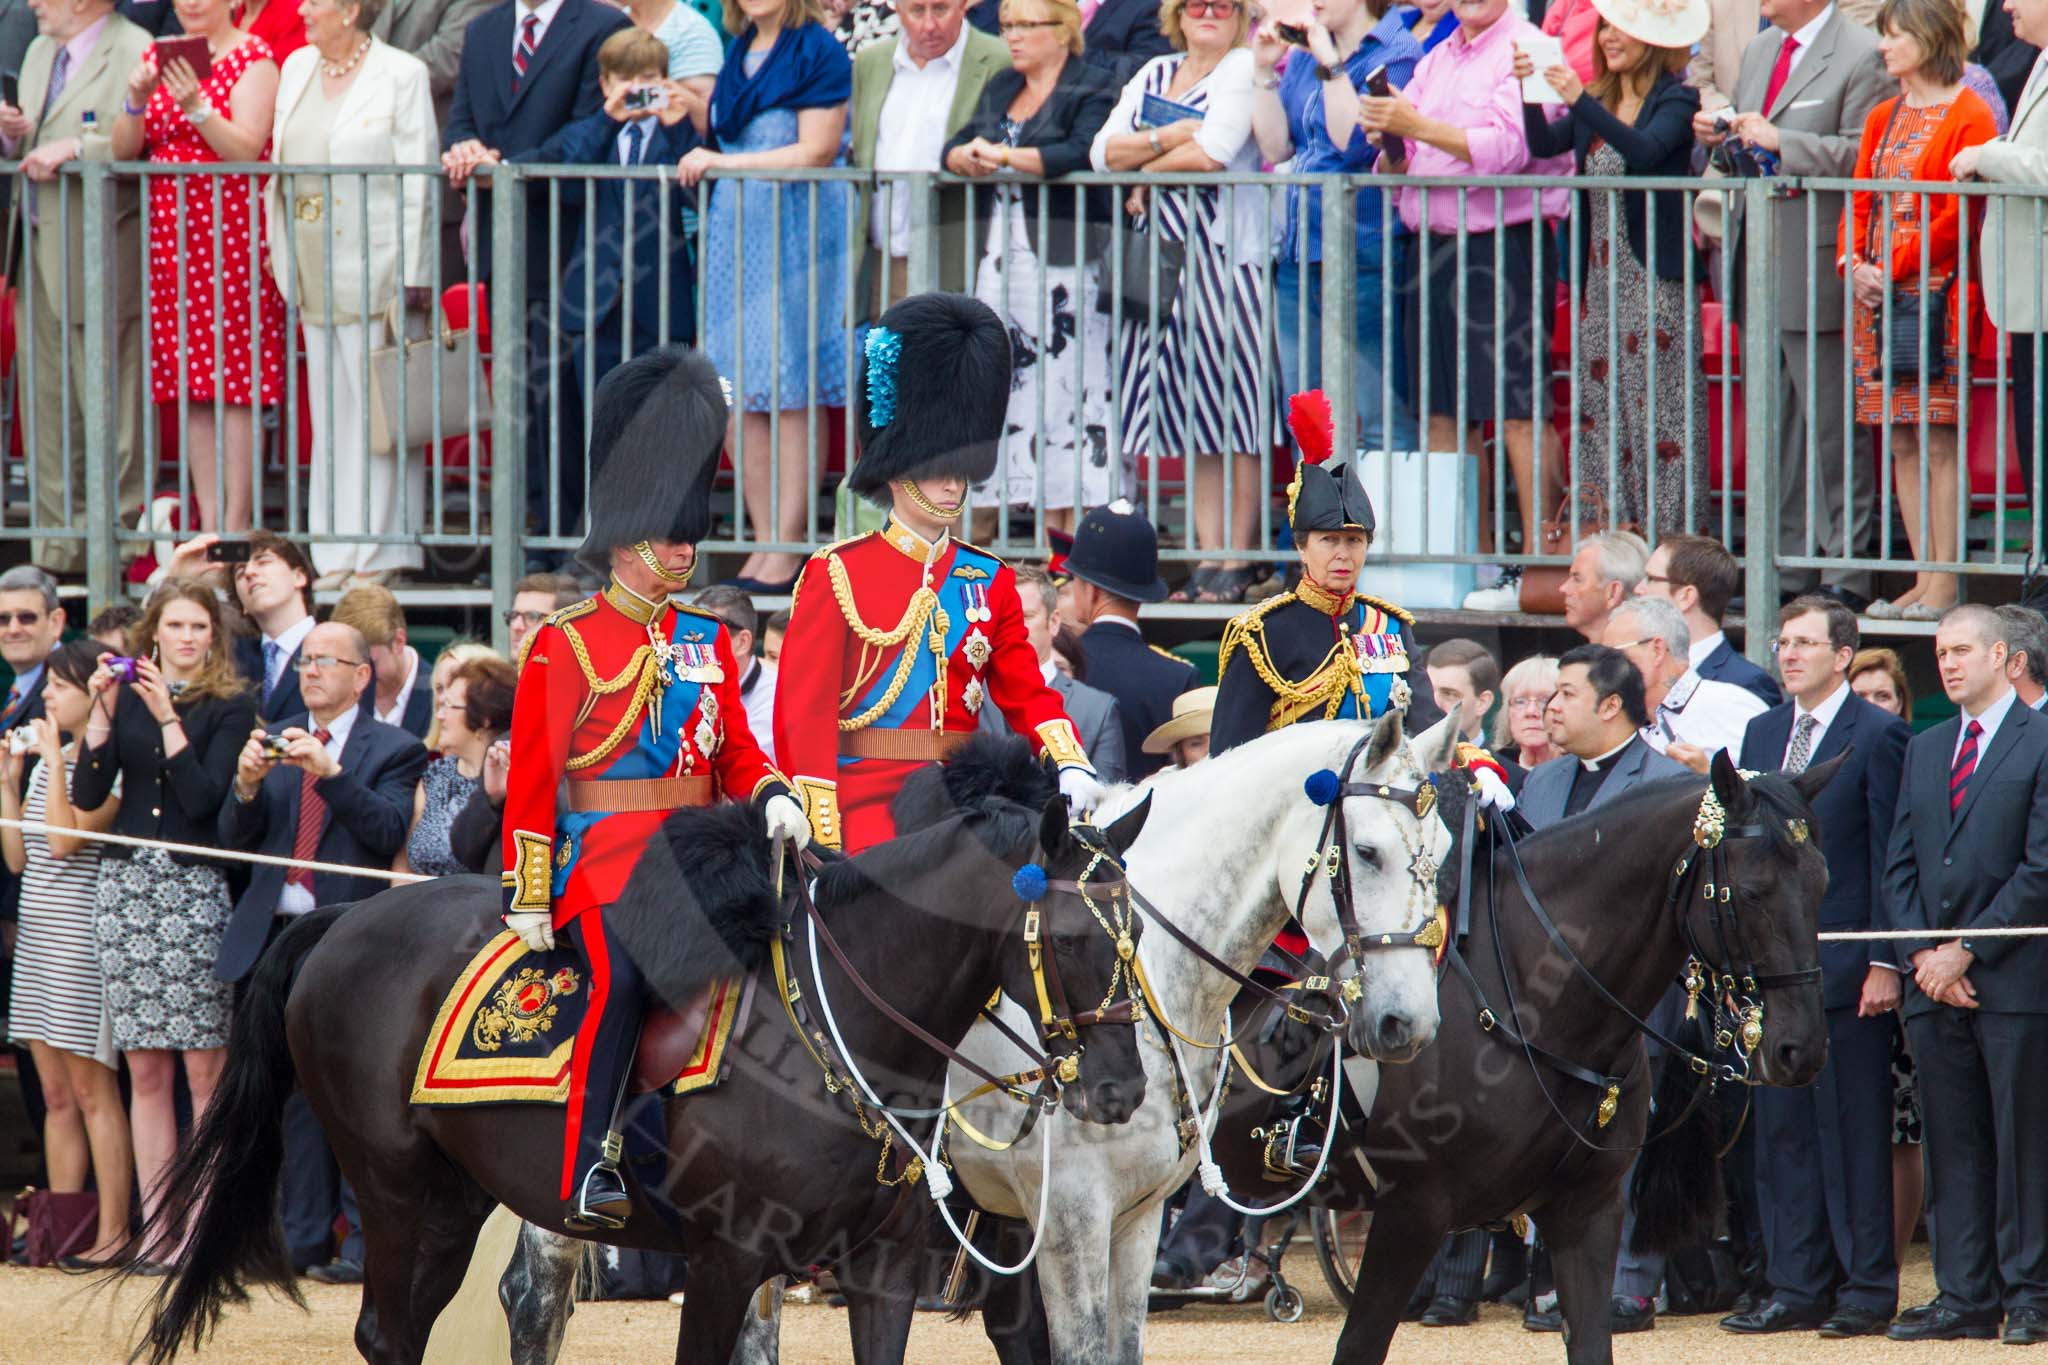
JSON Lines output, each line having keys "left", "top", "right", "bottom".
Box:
{"left": 1624, "top": 1034, "right": 1726, "bottom": 1257}
{"left": 129, "top": 905, "right": 349, "bottom": 1365}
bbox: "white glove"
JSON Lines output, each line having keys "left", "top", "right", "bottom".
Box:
{"left": 505, "top": 911, "right": 555, "bottom": 953}
{"left": 763, "top": 793, "right": 812, "bottom": 851}
{"left": 1059, "top": 767, "right": 1108, "bottom": 819}
{"left": 1472, "top": 765, "right": 1515, "bottom": 813}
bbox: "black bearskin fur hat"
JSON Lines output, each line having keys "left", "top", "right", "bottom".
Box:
{"left": 845, "top": 292, "right": 1011, "bottom": 507}
{"left": 575, "top": 346, "right": 727, "bottom": 574}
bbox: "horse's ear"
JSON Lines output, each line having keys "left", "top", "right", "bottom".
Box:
{"left": 1364, "top": 708, "right": 1405, "bottom": 772}
{"left": 1709, "top": 747, "right": 1751, "bottom": 814}
{"left": 1102, "top": 792, "right": 1152, "bottom": 857}
{"left": 1412, "top": 705, "right": 1464, "bottom": 774}
{"left": 1040, "top": 794, "right": 1071, "bottom": 860}
{"left": 1792, "top": 749, "right": 1850, "bottom": 801}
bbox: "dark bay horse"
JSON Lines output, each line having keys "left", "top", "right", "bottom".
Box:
{"left": 132, "top": 742, "right": 1152, "bottom": 1365}
{"left": 1213, "top": 753, "right": 1841, "bottom": 1364}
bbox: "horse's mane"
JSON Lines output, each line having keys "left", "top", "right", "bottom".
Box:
{"left": 1531, "top": 770, "right": 1821, "bottom": 862}
{"left": 1092, "top": 719, "right": 1387, "bottom": 826}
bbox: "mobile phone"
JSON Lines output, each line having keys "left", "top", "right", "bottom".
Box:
{"left": 1, "top": 73, "right": 19, "bottom": 110}
{"left": 153, "top": 35, "right": 213, "bottom": 84}
{"left": 622, "top": 85, "right": 669, "bottom": 113}
{"left": 1365, "top": 65, "right": 1405, "bottom": 165}
{"left": 205, "top": 538, "right": 254, "bottom": 564}
{"left": 1274, "top": 20, "right": 1309, "bottom": 45}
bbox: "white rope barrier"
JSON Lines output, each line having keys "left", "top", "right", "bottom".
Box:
{"left": 1818, "top": 926, "right": 2048, "bottom": 941}
{"left": 0, "top": 817, "right": 429, "bottom": 884}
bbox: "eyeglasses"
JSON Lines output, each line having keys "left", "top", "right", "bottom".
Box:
{"left": 999, "top": 18, "right": 1061, "bottom": 31}
{"left": 0, "top": 611, "right": 42, "bottom": 627}
{"left": 1183, "top": 1, "right": 1239, "bottom": 15}
{"left": 1507, "top": 695, "right": 1549, "bottom": 714}
{"left": 1772, "top": 636, "right": 1834, "bottom": 655}
{"left": 295, "top": 654, "right": 365, "bottom": 672}
{"left": 503, "top": 610, "right": 547, "bottom": 627}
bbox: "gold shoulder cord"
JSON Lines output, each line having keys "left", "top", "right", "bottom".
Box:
{"left": 1223, "top": 599, "right": 1366, "bottom": 731}
{"left": 825, "top": 552, "right": 951, "bottom": 733}
{"left": 556, "top": 618, "right": 663, "bottom": 773}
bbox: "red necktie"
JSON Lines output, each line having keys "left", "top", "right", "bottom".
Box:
{"left": 1950, "top": 718, "right": 1982, "bottom": 816}
{"left": 1761, "top": 35, "right": 1800, "bottom": 116}
{"left": 514, "top": 12, "right": 538, "bottom": 84}
{"left": 288, "top": 728, "right": 333, "bottom": 891}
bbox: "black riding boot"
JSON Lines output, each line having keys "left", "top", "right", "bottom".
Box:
{"left": 564, "top": 917, "right": 644, "bottom": 1232}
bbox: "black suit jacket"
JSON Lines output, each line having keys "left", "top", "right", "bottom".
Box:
{"left": 1975, "top": 0, "right": 2042, "bottom": 118}
{"left": 944, "top": 59, "right": 1118, "bottom": 268}
{"left": 214, "top": 712, "right": 430, "bottom": 981}
{"left": 1522, "top": 71, "right": 1699, "bottom": 282}
{"left": 1077, "top": 619, "right": 1198, "bottom": 781}
{"left": 1696, "top": 635, "right": 1783, "bottom": 707}
{"left": 1885, "top": 697, "right": 2048, "bottom": 1017}
{"left": 442, "top": 0, "right": 630, "bottom": 286}
{"left": 234, "top": 634, "right": 305, "bottom": 723}
{"left": 72, "top": 688, "right": 257, "bottom": 868}
{"left": 395, "top": 684, "right": 433, "bottom": 739}
{"left": 1079, "top": 0, "right": 1172, "bottom": 85}
{"left": 448, "top": 782, "right": 502, "bottom": 873}
{"left": 115, "top": 0, "right": 180, "bottom": 34}
{"left": 1740, "top": 691, "right": 1909, "bottom": 1012}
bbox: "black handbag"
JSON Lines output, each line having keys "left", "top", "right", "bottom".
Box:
{"left": 1092, "top": 218, "right": 1187, "bottom": 317}
{"left": 1863, "top": 98, "right": 1955, "bottom": 384}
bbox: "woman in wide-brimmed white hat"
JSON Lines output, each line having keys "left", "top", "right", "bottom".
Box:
{"left": 1512, "top": 0, "right": 1710, "bottom": 538}
{"left": 1140, "top": 685, "right": 1216, "bottom": 770}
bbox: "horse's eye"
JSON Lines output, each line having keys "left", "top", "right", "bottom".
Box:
{"left": 1353, "top": 845, "right": 1382, "bottom": 871}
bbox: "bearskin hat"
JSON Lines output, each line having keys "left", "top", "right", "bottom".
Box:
{"left": 1284, "top": 390, "right": 1376, "bottom": 536}
{"left": 844, "top": 292, "right": 1012, "bottom": 507}
{"left": 575, "top": 346, "right": 727, "bottom": 574}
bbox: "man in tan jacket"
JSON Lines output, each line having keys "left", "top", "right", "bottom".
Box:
{"left": 0, "top": 0, "right": 150, "bottom": 576}
{"left": 1954, "top": 0, "right": 2048, "bottom": 498}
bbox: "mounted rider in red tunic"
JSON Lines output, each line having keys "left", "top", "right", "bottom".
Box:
{"left": 774, "top": 292, "right": 1107, "bottom": 852}
{"left": 499, "top": 348, "right": 809, "bottom": 1232}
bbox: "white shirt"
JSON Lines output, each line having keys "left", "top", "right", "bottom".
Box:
{"left": 739, "top": 657, "right": 777, "bottom": 764}
{"left": 870, "top": 27, "right": 970, "bottom": 257}
{"left": 1092, "top": 614, "right": 1143, "bottom": 636}
{"left": 276, "top": 704, "right": 360, "bottom": 919}
{"left": 373, "top": 646, "right": 421, "bottom": 731}
{"left": 1687, "top": 630, "right": 1726, "bottom": 672}
{"left": 511, "top": 0, "right": 566, "bottom": 64}
{"left": 1642, "top": 669, "right": 1769, "bottom": 759}
{"left": 1780, "top": 676, "right": 1850, "bottom": 769}
{"left": 1774, "top": 4, "right": 1835, "bottom": 92}
{"left": 1954, "top": 685, "right": 2019, "bottom": 767}
{"left": 262, "top": 614, "right": 317, "bottom": 695}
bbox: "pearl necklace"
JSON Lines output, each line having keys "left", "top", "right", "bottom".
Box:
{"left": 319, "top": 36, "right": 371, "bottom": 78}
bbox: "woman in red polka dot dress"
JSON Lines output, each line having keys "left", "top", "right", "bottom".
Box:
{"left": 111, "top": 0, "right": 285, "bottom": 535}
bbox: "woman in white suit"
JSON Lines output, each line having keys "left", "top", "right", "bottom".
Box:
{"left": 268, "top": 0, "right": 438, "bottom": 587}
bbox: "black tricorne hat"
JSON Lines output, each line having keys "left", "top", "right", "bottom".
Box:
{"left": 845, "top": 292, "right": 1012, "bottom": 507}
{"left": 1064, "top": 500, "right": 1169, "bottom": 604}
{"left": 1285, "top": 390, "right": 1376, "bottom": 536}
{"left": 575, "top": 347, "right": 727, "bottom": 574}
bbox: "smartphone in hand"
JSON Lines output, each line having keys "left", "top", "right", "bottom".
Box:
{"left": 153, "top": 36, "right": 213, "bottom": 83}
{"left": 1, "top": 73, "right": 19, "bottom": 110}
{"left": 1365, "top": 64, "right": 1405, "bottom": 167}
{"left": 205, "top": 539, "right": 254, "bottom": 564}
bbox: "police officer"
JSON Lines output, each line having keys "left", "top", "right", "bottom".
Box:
{"left": 500, "top": 348, "right": 809, "bottom": 1231}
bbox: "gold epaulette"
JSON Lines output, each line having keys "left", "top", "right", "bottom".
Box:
{"left": 1215, "top": 594, "right": 1293, "bottom": 678}
{"left": 1356, "top": 593, "right": 1415, "bottom": 628}
{"left": 514, "top": 596, "right": 596, "bottom": 674}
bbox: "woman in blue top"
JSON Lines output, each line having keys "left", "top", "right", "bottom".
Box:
{"left": 1248, "top": 0, "right": 1423, "bottom": 457}
{"left": 681, "top": 0, "right": 853, "bottom": 593}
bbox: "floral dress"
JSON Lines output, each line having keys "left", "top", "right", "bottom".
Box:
{"left": 1850, "top": 101, "right": 1963, "bottom": 427}
{"left": 144, "top": 37, "right": 288, "bottom": 406}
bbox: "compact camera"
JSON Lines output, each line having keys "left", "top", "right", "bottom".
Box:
{"left": 104, "top": 656, "right": 141, "bottom": 683}
{"left": 261, "top": 733, "right": 293, "bottom": 759}
{"left": 6, "top": 728, "right": 32, "bottom": 757}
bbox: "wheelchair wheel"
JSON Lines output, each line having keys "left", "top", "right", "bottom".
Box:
{"left": 1265, "top": 1282, "right": 1305, "bottom": 1323}
{"left": 1310, "top": 1206, "right": 1371, "bottom": 1309}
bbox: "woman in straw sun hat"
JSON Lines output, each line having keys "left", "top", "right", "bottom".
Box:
{"left": 1514, "top": 0, "right": 1710, "bottom": 538}
{"left": 1141, "top": 685, "right": 1217, "bottom": 769}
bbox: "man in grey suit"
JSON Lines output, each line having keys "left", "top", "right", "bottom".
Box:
{"left": 981, "top": 564, "right": 1127, "bottom": 783}
{"left": 1694, "top": 0, "right": 1889, "bottom": 607}
{"left": 1520, "top": 643, "right": 1692, "bottom": 830}
{"left": 374, "top": 0, "right": 494, "bottom": 276}
{"left": 1520, "top": 642, "right": 1694, "bottom": 1333}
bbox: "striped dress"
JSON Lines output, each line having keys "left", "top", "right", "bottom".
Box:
{"left": 5, "top": 757, "right": 115, "bottom": 1067}
{"left": 1108, "top": 50, "right": 1283, "bottom": 461}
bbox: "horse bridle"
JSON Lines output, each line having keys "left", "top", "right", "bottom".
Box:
{"left": 1007, "top": 825, "right": 1145, "bottom": 1072}
{"left": 1666, "top": 781, "right": 1824, "bottom": 1082}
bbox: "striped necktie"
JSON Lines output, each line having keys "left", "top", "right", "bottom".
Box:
{"left": 514, "top": 12, "right": 539, "bottom": 85}
{"left": 288, "top": 728, "right": 333, "bottom": 890}
{"left": 1950, "top": 718, "right": 1982, "bottom": 816}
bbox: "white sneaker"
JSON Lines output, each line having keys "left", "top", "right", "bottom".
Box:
{"left": 1462, "top": 569, "right": 1523, "bottom": 612}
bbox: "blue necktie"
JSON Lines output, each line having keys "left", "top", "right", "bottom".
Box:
{"left": 624, "top": 121, "right": 644, "bottom": 166}
{"left": 262, "top": 639, "right": 282, "bottom": 701}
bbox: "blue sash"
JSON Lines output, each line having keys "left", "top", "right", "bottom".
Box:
{"left": 840, "top": 546, "right": 1000, "bottom": 763}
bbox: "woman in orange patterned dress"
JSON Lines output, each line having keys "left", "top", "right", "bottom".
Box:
{"left": 1842, "top": 0, "right": 1995, "bottom": 621}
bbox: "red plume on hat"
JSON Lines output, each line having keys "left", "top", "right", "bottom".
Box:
{"left": 1287, "top": 390, "right": 1335, "bottom": 467}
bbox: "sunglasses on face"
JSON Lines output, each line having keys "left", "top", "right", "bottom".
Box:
{"left": 0, "top": 612, "right": 42, "bottom": 627}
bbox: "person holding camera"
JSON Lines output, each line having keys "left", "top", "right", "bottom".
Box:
{"left": 215, "top": 619, "right": 427, "bottom": 1280}
{"left": 1, "top": 641, "right": 128, "bottom": 1267}
{"left": 70, "top": 578, "right": 255, "bottom": 1271}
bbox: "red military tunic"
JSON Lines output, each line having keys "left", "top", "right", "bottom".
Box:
{"left": 502, "top": 579, "right": 790, "bottom": 927}
{"left": 774, "top": 518, "right": 1092, "bottom": 853}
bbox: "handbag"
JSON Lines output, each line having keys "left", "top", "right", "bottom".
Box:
{"left": 6, "top": 1187, "right": 97, "bottom": 1267}
{"left": 367, "top": 301, "right": 489, "bottom": 456}
{"left": 1862, "top": 98, "right": 1955, "bottom": 385}
{"left": 1092, "top": 217, "right": 1187, "bottom": 317}
{"left": 1520, "top": 493, "right": 1640, "bottom": 614}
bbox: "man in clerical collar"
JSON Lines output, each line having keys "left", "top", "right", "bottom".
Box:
{"left": 1520, "top": 643, "right": 1691, "bottom": 828}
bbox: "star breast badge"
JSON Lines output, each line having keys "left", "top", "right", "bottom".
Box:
{"left": 962, "top": 628, "right": 993, "bottom": 672}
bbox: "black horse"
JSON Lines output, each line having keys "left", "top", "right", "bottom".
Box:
{"left": 131, "top": 739, "right": 1152, "bottom": 1365}
{"left": 1212, "top": 753, "right": 1841, "bottom": 1364}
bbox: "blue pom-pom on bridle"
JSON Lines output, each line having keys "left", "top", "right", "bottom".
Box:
{"left": 864, "top": 327, "right": 903, "bottom": 428}
{"left": 1012, "top": 863, "right": 1048, "bottom": 902}
{"left": 1305, "top": 769, "right": 1342, "bottom": 807}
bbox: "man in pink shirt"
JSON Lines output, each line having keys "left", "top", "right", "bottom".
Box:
{"left": 1358, "top": 0, "right": 1572, "bottom": 611}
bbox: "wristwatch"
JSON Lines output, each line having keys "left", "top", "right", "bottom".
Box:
{"left": 185, "top": 102, "right": 212, "bottom": 127}
{"left": 1147, "top": 128, "right": 1163, "bottom": 154}
{"left": 1314, "top": 62, "right": 1340, "bottom": 82}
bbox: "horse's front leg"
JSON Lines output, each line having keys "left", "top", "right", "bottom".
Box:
{"left": 1539, "top": 1183, "right": 1628, "bottom": 1365}
{"left": 729, "top": 1276, "right": 785, "bottom": 1365}
{"left": 499, "top": 1219, "right": 584, "bottom": 1365}
{"left": 1104, "top": 1200, "right": 1166, "bottom": 1365}
{"left": 1033, "top": 1193, "right": 1117, "bottom": 1365}
{"left": 838, "top": 1243, "right": 922, "bottom": 1365}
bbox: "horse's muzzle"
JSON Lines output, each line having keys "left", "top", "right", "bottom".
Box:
{"left": 1065, "top": 1073, "right": 1146, "bottom": 1126}
{"left": 1352, "top": 1008, "right": 1432, "bottom": 1064}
